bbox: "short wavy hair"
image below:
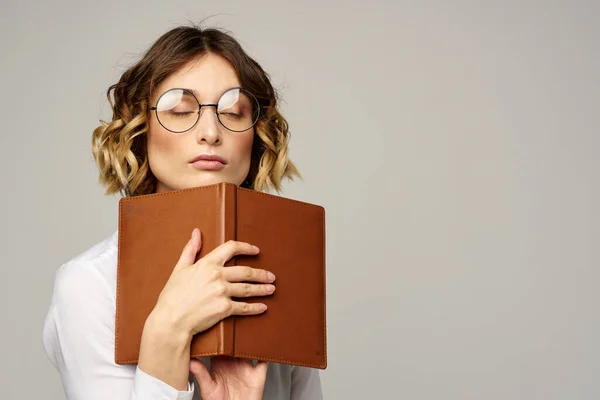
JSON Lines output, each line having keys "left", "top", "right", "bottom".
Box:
{"left": 92, "top": 24, "right": 301, "bottom": 197}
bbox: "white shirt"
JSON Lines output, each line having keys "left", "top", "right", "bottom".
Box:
{"left": 42, "top": 230, "right": 323, "bottom": 400}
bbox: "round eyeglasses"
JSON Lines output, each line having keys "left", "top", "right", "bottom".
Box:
{"left": 150, "top": 87, "right": 261, "bottom": 133}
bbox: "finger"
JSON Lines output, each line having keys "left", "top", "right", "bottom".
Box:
{"left": 255, "top": 360, "right": 269, "bottom": 376}
{"left": 175, "top": 228, "right": 202, "bottom": 270}
{"left": 189, "top": 359, "right": 216, "bottom": 394}
{"left": 229, "top": 300, "right": 268, "bottom": 316}
{"left": 227, "top": 282, "right": 276, "bottom": 298}
{"left": 222, "top": 266, "right": 276, "bottom": 283}
{"left": 206, "top": 240, "right": 259, "bottom": 265}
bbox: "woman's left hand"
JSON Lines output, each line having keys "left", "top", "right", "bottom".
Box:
{"left": 190, "top": 356, "right": 268, "bottom": 400}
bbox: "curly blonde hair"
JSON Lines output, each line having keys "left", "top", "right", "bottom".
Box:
{"left": 92, "top": 24, "right": 301, "bottom": 197}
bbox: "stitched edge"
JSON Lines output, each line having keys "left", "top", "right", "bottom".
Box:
{"left": 118, "top": 182, "right": 324, "bottom": 210}
{"left": 115, "top": 200, "right": 123, "bottom": 363}
{"left": 116, "top": 353, "right": 325, "bottom": 368}
{"left": 322, "top": 206, "right": 327, "bottom": 366}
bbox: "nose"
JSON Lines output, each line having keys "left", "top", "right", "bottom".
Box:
{"left": 194, "top": 106, "right": 221, "bottom": 145}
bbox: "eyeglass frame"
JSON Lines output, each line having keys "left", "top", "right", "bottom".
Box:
{"left": 149, "top": 86, "right": 262, "bottom": 134}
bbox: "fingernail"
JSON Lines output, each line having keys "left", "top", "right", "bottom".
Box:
{"left": 253, "top": 245, "right": 260, "bottom": 251}
{"left": 259, "top": 304, "right": 267, "bottom": 311}
{"left": 268, "top": 272, "right": 276, "bottom": 281}
{"left": 266, "top": 284, "right": 276, "bottom": 293}
{"left": 191, "top": 229, "right": 197, "bottom": 240}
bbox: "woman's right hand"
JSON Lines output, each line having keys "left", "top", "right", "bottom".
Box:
{"left": 151, "top": 227, "right": 276, "bottom": 339}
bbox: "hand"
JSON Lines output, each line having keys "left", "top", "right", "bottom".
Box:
{"left": 190, "top": 356, "right": 268, "bottom": 400}
{"left": 152, "top": 228, "right": 277, "bottom": 338}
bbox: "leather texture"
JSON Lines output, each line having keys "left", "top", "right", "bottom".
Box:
{"left": 115, "top": 182, "right": 327, "bottom": 369}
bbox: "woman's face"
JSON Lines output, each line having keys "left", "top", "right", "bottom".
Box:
{"left": 147, "top": 53, "right": 255, "bottom": 193}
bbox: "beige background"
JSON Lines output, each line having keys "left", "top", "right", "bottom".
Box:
{"left": 1, "top": 0, "right": 599, "bottom": 398}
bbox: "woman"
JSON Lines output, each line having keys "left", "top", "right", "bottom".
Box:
{"left": 42, "top": 24, "right": 323, "bottom": 400}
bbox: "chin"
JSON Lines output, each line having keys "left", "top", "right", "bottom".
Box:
{"left": 183, "top": 176, "right": 242, "bottom": 190}
{"left": 155, "top": 172, "right": 245, "bottom": 193}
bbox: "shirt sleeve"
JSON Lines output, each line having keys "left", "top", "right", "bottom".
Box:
{"left": 42, "top": 262, "right": 195, "bottom": 400}
{"left": 290, "top": 366, "right": 323, "bottom": 399}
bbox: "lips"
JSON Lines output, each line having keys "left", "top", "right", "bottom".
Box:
{"left": 190, "top": 154, "right": 227, "bottom": 164}
{"left": 189, "top": 154, "right": 227, "bottom": 171}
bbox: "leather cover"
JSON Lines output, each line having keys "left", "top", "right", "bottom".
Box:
{"left": 115, "top": 182, "right": 327, "bottom": 369}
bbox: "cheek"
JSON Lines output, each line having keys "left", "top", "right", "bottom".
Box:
{"left": 235, "top": 131, "right": 255, "bottom": 161}
{"left": 147, "top": 120, "right": 180, "bottom": 160}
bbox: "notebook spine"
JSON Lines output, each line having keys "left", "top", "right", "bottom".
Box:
{"left": 217, "top": 183, "right": 237, "bottom": 355}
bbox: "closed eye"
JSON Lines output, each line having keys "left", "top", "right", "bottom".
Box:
{"left": 168, "top": 111, "right": 196, "bottom": 117}
{"left": 219, "top": 112, "right": 241, "bottom": 117}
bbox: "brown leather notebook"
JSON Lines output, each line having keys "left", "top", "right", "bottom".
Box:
{"left": 115, "top": 182, "right": 326, "bottom": 369}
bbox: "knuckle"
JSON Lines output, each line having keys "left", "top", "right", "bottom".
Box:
{"left": 214, "top": 282, "right": 227, "bottom": 296}
{"left": 219, "top": 299, "right": 232, "bottom": 315}
{"left": 244, "top": 283, "right": 252, "bottom": 297}
{"left": 209, "top": 268, "right": 222, "bottom": 281}
{"left": 244, "top": 267, "right": 253, "bottom": 280}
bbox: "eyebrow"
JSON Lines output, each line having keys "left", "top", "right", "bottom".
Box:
{"left": 183, "top": 88, "right": 201, "bottom": 97}
{"left": 179, "top": 87, "right": 242, "bottom": 100}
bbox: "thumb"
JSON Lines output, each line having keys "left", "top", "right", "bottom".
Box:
{"left": 189, "top": 358, "right": 215, "bottom": 393}
{"left": 175, "top": 228, "right": 202, "bottom": 270}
